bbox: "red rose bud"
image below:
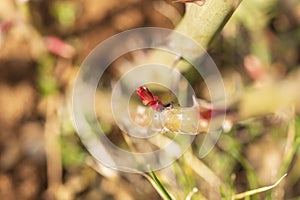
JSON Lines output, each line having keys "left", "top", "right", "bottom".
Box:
{"left": 136, "top": 86, "right": 165, "bottom": 112}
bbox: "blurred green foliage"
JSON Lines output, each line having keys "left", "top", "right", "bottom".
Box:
{"left": 50, "top": 1, "right": 78, "bottom": 30}
{"left": 37, "top": 55, "right": 58, "bottom": 96}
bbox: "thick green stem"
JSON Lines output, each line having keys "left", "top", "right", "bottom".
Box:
{"left": 153, "top": 0, "right": 243, "bottom": 69}
{"left": 124, "top": 0, "right": 243, "bottom": 90}
{"left": 176, "top": 0, "right": 242, "bottom": 49}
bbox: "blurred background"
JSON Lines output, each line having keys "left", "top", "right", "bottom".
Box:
{"left": 0, "top": 0, "right": 300, "bottom": 199}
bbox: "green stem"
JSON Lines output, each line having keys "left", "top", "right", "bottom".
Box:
{"left": 176, "top": 0, "right": 242, "bottom": 49}
{"left": 149, "top": 169, "right": 174, "bottom": 200}
{"left": 136, "top": 0, "right": 244, "bottom": 89}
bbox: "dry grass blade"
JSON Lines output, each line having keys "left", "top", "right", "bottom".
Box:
{"left": 44, "top": 96, "right": 63, "bottom": 194}
{"left": 185, "top": 150, "right": 223, "bottom": 190}
{"left": 233, "top": 173, "right": 287, "bottom": 199}
{"left": 284, "top": 107, "right": 296, "bottom": 157}
{"left": 186, "top": 187, "right": 199, "bottom": 200}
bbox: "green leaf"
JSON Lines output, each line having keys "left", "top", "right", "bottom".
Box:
{"left": 149, "top": 168, "right": 174, "bottom": 200}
